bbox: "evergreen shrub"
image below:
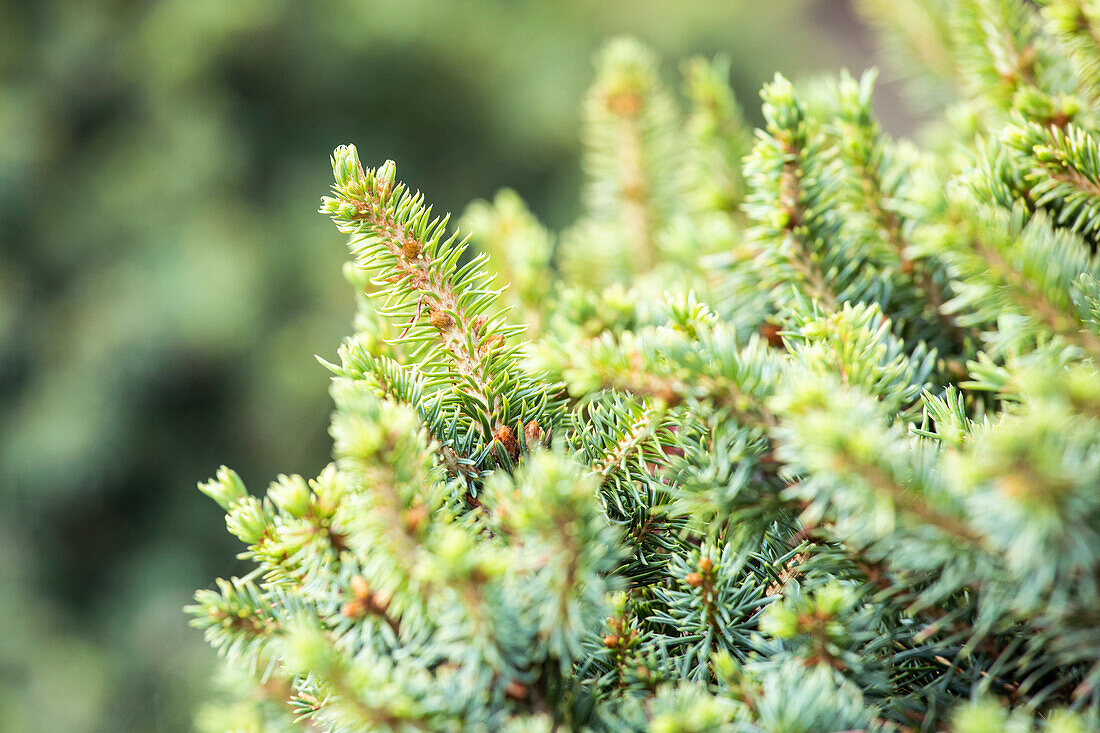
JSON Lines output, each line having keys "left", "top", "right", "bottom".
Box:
{"left": 191, "top": 3, "right": 1100, "bottom": 730}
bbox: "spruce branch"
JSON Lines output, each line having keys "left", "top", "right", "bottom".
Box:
{"left": 1003, "top": 120, "right": 1100, "bottom": 247}
{"left": 326, "top": 346, "right": 484, "bottom": 488}
{"left": 581, "top": 38, "right": 681, "bottom": 273}
{"left": 321, "top": 146, "right": 561, "bottom": 456}
{"left": 744, "top": 74, "right": 840, "bottom": 310}
{"left": 459, "top": 189, "right": 554, "bottom": 330}
{"left": 587, "top": 400, "right": 673, "bottom": 489}
{"left": 682, "top": 54, "right": 751, "bottom": 217}
{"left": 854, "top": 0, "right": 961, "bottom": 102}
{"left": 569, "top": 394, "right": 689, "bottom": 586}
{"left": 831, "top": 70, "right": 973, "bottom": 351}
{"left": 1042, "top": 0, "right": 1100, "bottom": 99}
{"left": 188, "top": 573, "right": 283, "bottom": 675}
{"left": 193, "top": 22, "right": 1100, "bottom": 731}
{"left": 953, "top": 0, "right": 1044, "bottom": 110}
{"left": 558, "top": 38, "right": 685, "bottom": 289}
{"left": 958, "top": 206, "right": 1100, "bottom": 357}
{"left": 280, "top": 625, "right": 438, "bottom": 732}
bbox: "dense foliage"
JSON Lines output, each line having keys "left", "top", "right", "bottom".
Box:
{"left": 0, "top": 3, "right": 828, "bottom": 730}
{"left": 194, "top": 2, "right": 1100, "bottom": 730}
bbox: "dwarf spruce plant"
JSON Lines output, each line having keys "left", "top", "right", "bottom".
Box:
{"left": 191, "top": 3, "right": 1100, "bottom": 731}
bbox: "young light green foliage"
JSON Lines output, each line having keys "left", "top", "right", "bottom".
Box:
{"left": 459, "top": 189, "right": 554, "bottom": 330}
{"left": 194, "top": 10, "right": 1100, "bottom": 731}
{"left": 558, "top": 38, "right": 685, "bottom": 286}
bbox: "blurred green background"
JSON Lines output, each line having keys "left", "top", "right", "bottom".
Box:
{"left": 0, "top": 1, "right": 892, "bottom": 730}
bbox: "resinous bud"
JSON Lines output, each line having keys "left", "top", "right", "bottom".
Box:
{"left": 318, "top": 196, "right": 339, "bottom": 215}
{"left": 226, "top": 497, "right": 271, "bottom": 545}
{"left": 268, "top": 474, "right": 312, "bottom": 518}
{"left": 332, "top": 144, "right": 361, "bottom": 188}
{"left": 376, "top": 159, "right": 397, "bottom": 200}
{"left": 198, "top": 466, "right": 249, "bottom": 511}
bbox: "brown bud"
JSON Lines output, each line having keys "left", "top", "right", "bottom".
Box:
{"left": 1050, "top": 110, "right": 1073, "bottom": 128}
{"left": 504, "top": 680, "right": 528, "bottom": 700}
{"left": 404, "top": 504, "right": 428, "bottom": 533}
{"left": 698, "top": 557, "right": 714, "bottom": 574}
{"left": 481, "top": 333, "right": 505, "bottom": 354}
{"left": 494, "top": 423, "right": 520, "bottom": 461}
{"left": 620, "top": 180, "right": 646, "bottom": 201}
{"left": 523, "top": 419, "right": 544, "bottom": 447}
{"left": 685, "top": 572, "right": 703, "bottom": 588}
{"left": 603, "top": 634, "right": 620, "bottom": 648}
{"left": 469, "top": 566, "right": 491, "bottom": 586}
{"left": 429, "top": 309, "right": 454, "bottom": 331}
{"left": 402, "top": 238, "right": 421, "bottom": 260}
{"left": 760, "top": 322, "right": 785, "bottom": 349}
{"left": 369, "top": 590, "right": 392, "bottom": 613}
{"left": 350, "top": 575, "right": 370, "bottom": 600}
{"left": 636, "top": 665, "right": 650, "bottom": 680}
{"left": 784, "top": 204, "right": 802, "bottom": 230}
{"left": 605, "top": 91, "right": 642, "bottom": 118}
{"left": 471, "top": 315, "right": 489, "bottom": 335}
{"left": 996, "top": 472, "right": 1034, "bottom": 501}
{"left": 341, "top": 599, "right": 366, "bottom": 619}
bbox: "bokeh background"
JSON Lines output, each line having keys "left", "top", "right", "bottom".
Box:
{"left": 0, "top": 1, "right": 912, "bottom": 730}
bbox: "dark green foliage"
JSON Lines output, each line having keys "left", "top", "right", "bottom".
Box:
{"left": 193, "top": 4, "right": 1100, "bottom": 732}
